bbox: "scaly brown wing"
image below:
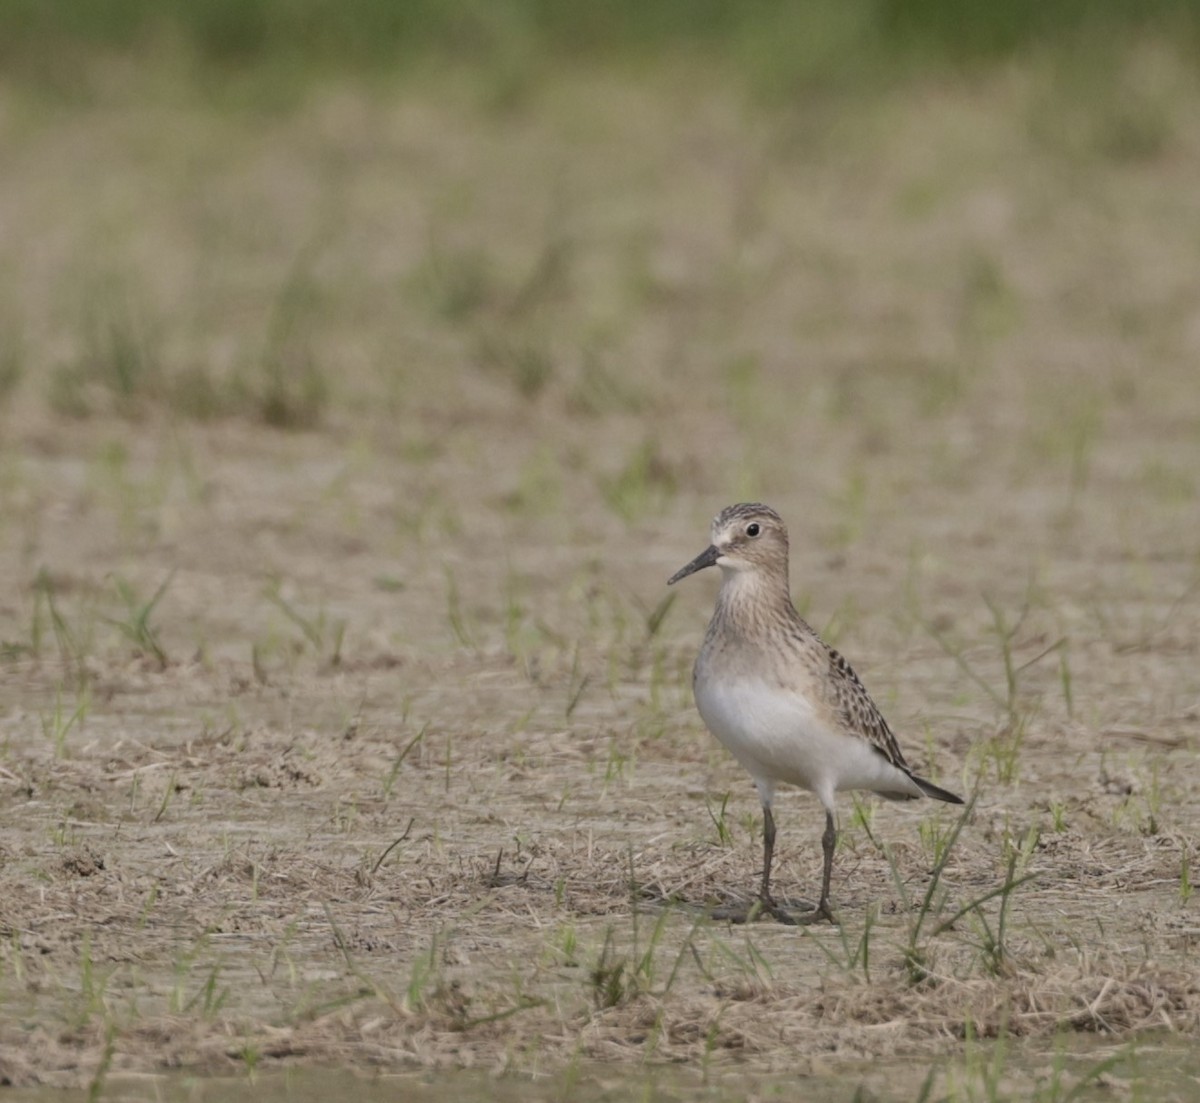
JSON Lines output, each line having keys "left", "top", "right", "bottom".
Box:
{"left": 823, "top": 645, "right": 911, "bottom": 771}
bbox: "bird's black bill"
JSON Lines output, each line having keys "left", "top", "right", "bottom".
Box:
{"left": 667, "top": 544, "right": 720, "bottom": 585}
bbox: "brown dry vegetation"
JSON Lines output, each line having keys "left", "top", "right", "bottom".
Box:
{"left": 1, "top": 41, "right": 1200, "bottom": 1102}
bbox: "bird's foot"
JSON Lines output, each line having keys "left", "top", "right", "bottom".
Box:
{"left": 708, "top": 901, "right": 755, "bottom": 924}
{"left": 758, "top": 896, "right": 799, "bottom": 926}
{"left": 797, "top": 898, "right": 838, "bottom": 926}
{"left": 709, "top": 896, "right": 804, "bottom": 926}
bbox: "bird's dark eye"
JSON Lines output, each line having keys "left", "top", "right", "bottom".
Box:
{"left": 746, "top": 522, "right": 761, "bottom": 537}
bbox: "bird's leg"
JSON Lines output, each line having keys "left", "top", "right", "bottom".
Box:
{"left": 756, "top": 805, "right": 797, "bottom": 924}
{"left": 709, "top": 803, "right": 791, "bottom": 924}
{"left": 759, "top": 804, "right": 776, "bottom": 907}
{"left": 801, "top": 809, "right": 838, "bottom": 925}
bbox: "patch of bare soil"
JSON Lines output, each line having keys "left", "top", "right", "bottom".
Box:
{"left": 0, "top": 424, "right": 1197, "bottom": 1097}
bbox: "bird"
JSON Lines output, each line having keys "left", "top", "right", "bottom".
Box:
{"left": 668, "top": 502, "right": 963, "bottom": 924}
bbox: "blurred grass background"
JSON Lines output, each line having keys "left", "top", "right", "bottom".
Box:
{"left": 4, "top": 0, "right": 1200, "bottom": 91}
{"left": 1, "top": 0, "right": 1198, "bottom": 561}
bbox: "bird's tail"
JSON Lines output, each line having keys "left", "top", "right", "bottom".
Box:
{"left": 911, "top": 773, "right": 964, "bottom": 804}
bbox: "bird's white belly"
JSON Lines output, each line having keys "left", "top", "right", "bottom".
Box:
{"left": 694, "top": 675, "right": 913, "bottom": 803}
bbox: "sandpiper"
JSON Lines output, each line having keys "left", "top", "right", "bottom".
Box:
{"left": 669, "top": 503, "right": 962, "bottom": 924}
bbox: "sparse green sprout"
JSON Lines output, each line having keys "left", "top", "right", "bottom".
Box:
{"left": 443, "top": 566, "right": 474, "bottom": 650}
{"left": 588, "top": 939, "right": 629, "bottom": 1010}
{"left": 601, "top": 739, "right": 631, "bottom": 791}
{"left": 107, "top": 571, "right": 175, "bottom": 668}
{"left": 847, "top": 794, "right": 876, "bottom": 837}
{"left": 984, "top": 715, "right": 1027, "bottom": 785}
{"left": 188, "top": 962, "right": 230, "bottom": 1019}
{"left": 239, "top": 1043, "right": 261, "bottom": 1076}
{"left": 804, "top": 904, "right": 877, "bottom": 982}
{"left": 477, "top": 334, "right": 554, "bottom": 399}
{"left": 1058, "top": 646, "right": 1074, "bottom": 720}
{"left": 383, "top": 727, "right": 428, "bottom": 800}
{"left": 557, "top": 923, "right": 578, "bottom": 965}
{"left": 137, "top": 883, "right": 159, "bottom": 929}
{"left": 918, "top": 812, "right": 956, "bottom": 868}
{"left": 565, "top": 644, "right": 589, "bottom": 719}
{"left": 32, "top": 569, "right": 93, "bottom": 684}
{"left": 265, "top": 579, "right": 347, "bottom": 669}
{"left": 411, "top": 243, "right": 494, "bottom": 322}
{"left": 40, "top": 684, "right": 90, "bottom": 758}
{"left": 152, "top": 771, "right": 180, "bottom": 824}
{"left": 644, "top": 591, "right": 676, "bottom": 639}
{"left": 253, "top": 248, "right": 330, "bottom": 429}
{"left": 705, "top": 791, "right": 734, "bottom": 846}
{"left": 87, "top": 1024, "right": 117, "bottom": 1103}
{"left": 51, "top": 291, "right": 160, "bottom": 419}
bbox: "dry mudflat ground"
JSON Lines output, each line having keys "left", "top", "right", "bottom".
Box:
{"left": 1, "top": 45, "right": 1200, "bottom": 1101}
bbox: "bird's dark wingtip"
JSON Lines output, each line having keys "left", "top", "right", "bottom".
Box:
{"left": 913, "top": 776, "right": 965, "bottom": 804}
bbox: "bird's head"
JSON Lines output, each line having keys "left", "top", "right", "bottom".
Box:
{"left": 667, "top": 503, "right": 789, "bottom": 585}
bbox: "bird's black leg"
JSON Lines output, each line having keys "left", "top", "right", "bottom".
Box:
{"left": 760, "top": 804, "right": 775, "bottom": 904}
{"left": 800, "top": 809, "right": 838, "bottom": 925}
{"left": 757, "top": 805, "right": 797, "bottom": 924}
